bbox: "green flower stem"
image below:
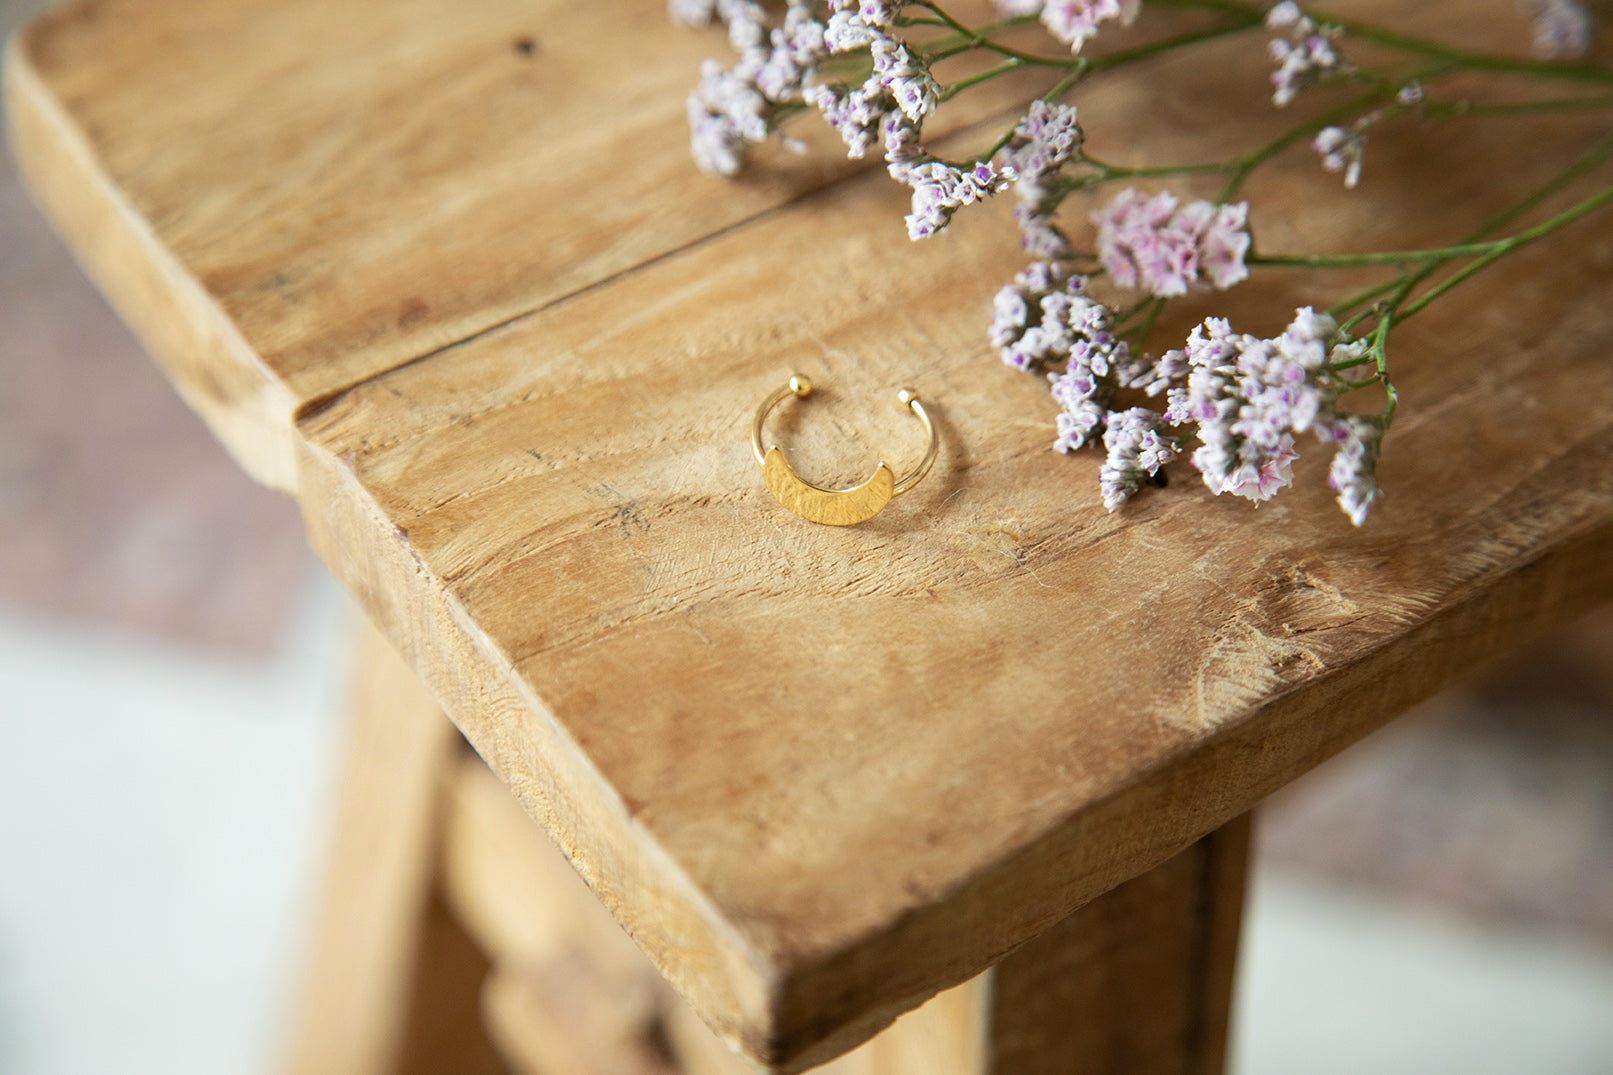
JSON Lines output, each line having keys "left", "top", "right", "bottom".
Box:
{"left": 1039, "top": 65, "right": 1087, "bottom": 103}
{"left": 910, "top": 13, "right": 1043, "bottom": 56}
{"left": 1118, "top": 295, "right": 1168, "bottom": 344}
{"left": 1150, "top": 0, "right": 1613, "bottom": 86}
{"left": 1250, "top": 180, "right": 1613, "bottom": 269}
{"left": 1385, "top": 132, "right": 1613, "bottom": 310}
{"left": 935, "top": 9, "right": 1263, "bottom": 92}
{"left": 1328, "top": 278, "right": 1404, "bottom": 321}
{"left": 1253, "top": 242, "right": 1525, "bottom": 267}
{"left": 1050, "top": 85, "right": 1403, "bottom": 198}
{"left": 1077, "top": 155, "right": 1230, "bottom": 180}
{"left": 1426, "top": 94, "right": 1613, "bottom": 119}
{"left": 1397, "top": 182, "right": 1613, "bottom": 320}
{"left": 1316, "top": 13, "right": 1613, "bottom": 87}
{"left": 1218, "top": 86, "right": 1391, "bottom": 201}
{"left": 1082, "top": 14, "right": 1265, "bottom": 73}
{"left": 1323, "top": 132, "right": 1613, "bottom": 355}
{"left": 932, "top": 39, "right": 1072, "bottom": 69}
{"left": 942, "top": 58, "right": 1038, "bottom": 102}
{"left": 910, "top": 3, "right": 1069, "bottom": 65}
{"left": 1371, "top": 312, "right": 1397, "bottom": 424}
{"left": 935, "top": 12, "right": 1264, "bottom": 162}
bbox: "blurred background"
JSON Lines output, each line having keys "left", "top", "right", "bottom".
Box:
{"left": 3, "top": 0, "right": 1612, "bottom": 1071}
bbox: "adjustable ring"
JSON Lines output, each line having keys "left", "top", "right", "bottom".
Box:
{"left": 751, "top": 373, "right": 938, "bottom": 525}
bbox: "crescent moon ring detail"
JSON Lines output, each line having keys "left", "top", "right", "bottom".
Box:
{"left": 751, "top": 373, "right": 938, "bottom": 526}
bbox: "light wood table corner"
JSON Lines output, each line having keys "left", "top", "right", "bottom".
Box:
{"left": 8, "top": 1, "right": 1612, "bottom": 1072}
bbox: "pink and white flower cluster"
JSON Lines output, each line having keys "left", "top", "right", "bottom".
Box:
{"left": 683, "top": 1, "right": 829, "bottom": 175}
{"left": 1328, "top": 415, "right": 1385, "bottom": 526}
{"left": 1100, "top": 408, "right": 1177, "bottom": 511}
{"left": 1000, "top": 99, "right": 1084, "bottom": 257}
{"left": 1312, "top": 123, "right": 1367, "bottom": 188}
{"left": 1265, "top": 1, "right": 1349, "bottom": 107}
{"left": 902, "top": 158, "right": 1017, "bottom": 239}
{"left": 1091, "top": 189, "right": 1251, "bottom": 297}
{"left": 988, "top": 262, "right": 1138, "bottom": 453}
{"left": 1159, "top": 308, "right": 1380, "bottom": 520}
{"left": 992, "top": 0, "right": 1143, "bottom": 54}
{"left": 805, "top": 3, "right": 1016, "bottom": 239}
{"left": 1528, "top": 0, "right": 1594, "bottom": 59}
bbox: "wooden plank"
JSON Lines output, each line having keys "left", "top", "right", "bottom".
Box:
{"left": 482, "top": 965, "right": 677, "bottom": 1075}
{"left": 11, "top": 0, "right": 1613, "bottom": 1069}
{"left": 447, "top": 753, "right": 987, "bottom": 1075}
{"left": 443, "top": 757, "right": 677, "bottom": 1075}
{"left": 451, "top": 755, "right": 1245, "bottom": 1075}
{"left": 291, "top": 85, "right": 1613, "bottom": 1068}
{"left": 3, "top": 0, "right": 1032, "bottom": 489}
{"left": 281, "top": 615, "right": 460, "bottom": 1075}
{"left": 984, "top": 816, "right": 1250, "bottom": 1075}
{"left": 663, "top": 974, "right": 991, "bottom": 1075}
{"left": 395, "top": 892, "right": 514, "bottom": 1075}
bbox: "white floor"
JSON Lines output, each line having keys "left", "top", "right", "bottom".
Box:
{"left": 1, "top": 566, "right": 1610, "bottom": 1075}
{"left": 1234, "top": 873, "right": 1613, "bottom": 1075}
{"left": 0, "top": 571, "right": 348, "bottom": 1075}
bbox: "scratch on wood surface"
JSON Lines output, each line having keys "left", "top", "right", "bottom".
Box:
{"left": 1279, "top": 564, "right": 1358, "bottom": 616}
{"left": 1190, "top": 606, "right": 1328, "bottom": 731}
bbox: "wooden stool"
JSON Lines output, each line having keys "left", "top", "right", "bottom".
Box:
{"left": 8, "top": 1, "right": 1611, "bottom": 1071}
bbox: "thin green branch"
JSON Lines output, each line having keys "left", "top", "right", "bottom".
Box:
{"left": 1398, "top": 182, "right": 1613, "bottom": 319}
{"left": 1151, "top": 0, "right": 1613, "bottom": 85}
{"left": 1218, "top": 87, "right": 1386, "bottom": 201}
{"left": 1082, "top": 13, "right": 1265, "bottom": 74}
{"left": 1251, "top": 238, "right": 1537, "bottom": 267}
{"left": 1365, "top": 133, "right": 1613, "bottom": 325}
{"left": 911, "top": 2, "right": 1071, "bottom": 66}
{"left": 1370, "top": 313, "right": 1397, "bottom": 423}
{"left": 1328, "top": 278, "right": 1403, "bottom": 320}
{"left": 1428, "top": 93, "right": 1613, "bottom": 118}
{"left": 942, "top": 58, "right": 1033, "bottom": 101}
{"left": 1127, "top": 296, "right": 1169, "bottom": 347}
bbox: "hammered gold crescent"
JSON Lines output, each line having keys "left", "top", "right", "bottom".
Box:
{"left": 751, "top": 373, "right": 936, "bottom": 525}
{"left": 762, "top": 446, "right": 895, "bottom": 526}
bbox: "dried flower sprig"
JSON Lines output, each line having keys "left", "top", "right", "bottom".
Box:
{"left": 675, "top": 0, "right": 1613, "bottom": 525}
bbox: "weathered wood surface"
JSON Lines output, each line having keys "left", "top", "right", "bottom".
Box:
{"left": 9, "top": 0, "right": 1613, "bottom": 1070}
{"left": 982, "top": 815, "right": 1250, "bottom": 1075}
{"left": 451, "top": 754, "right": 1246, "bottom": 1075}
{"left": 446, "top": 757, "right": 682, "bottom": 1075}
{"left": 2, "top": 0, "right": 1032, "bottom": 490}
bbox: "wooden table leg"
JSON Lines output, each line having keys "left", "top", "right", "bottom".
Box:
{"left": 448, "top": 752, "right": 1249, "bottom": 1075}
{"left": 282, "top": 616, "right": 462, "bottom": 1075}
{"left": 983, "top": 815, "right": 1252, "bottom": 1075}
{"left": 812, "top": 815, "right": 1252, "bottom": 1075}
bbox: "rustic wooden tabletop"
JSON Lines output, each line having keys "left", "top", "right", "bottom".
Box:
{"left": 8, "top": 0, "right": 1612, "bottom": 1070}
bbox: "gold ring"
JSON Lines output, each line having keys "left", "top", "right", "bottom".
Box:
{"left": 751, "top": 373, "right": 937, "bottom": 525}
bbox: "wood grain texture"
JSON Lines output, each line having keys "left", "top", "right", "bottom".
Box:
{"left": 3, "top": 0, "right": 1033, "bottom": 488}
{"left": 451, "top": 758, "right": 1245, "bottom": 1075}
{"left": 394, "top": 892, "right": 515, "bottom": 1075}
{"left": 448, "top": 751, "right": 991, "bottom": 1075}
{"left": 10, "top": 0, "right": 1613, "bottom": 1070}
{"left": 291, "top": 138, "right": 1613, "bottom": 1067}
{"left": 483, "top": 968, "right": 678, "bottom": 1075}
{"left": 445, "top": 757, "right": 681, "bottom": 1075}
{"left": 283, "top": 615, "right": 460, "bottom": 1075}
{"left": 984, "top": 816, "right": 1250, "bottom": 1075}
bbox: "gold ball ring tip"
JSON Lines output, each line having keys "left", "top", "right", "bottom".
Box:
{"left": 751, "top": 372, "right": 938, "bottom": 525}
